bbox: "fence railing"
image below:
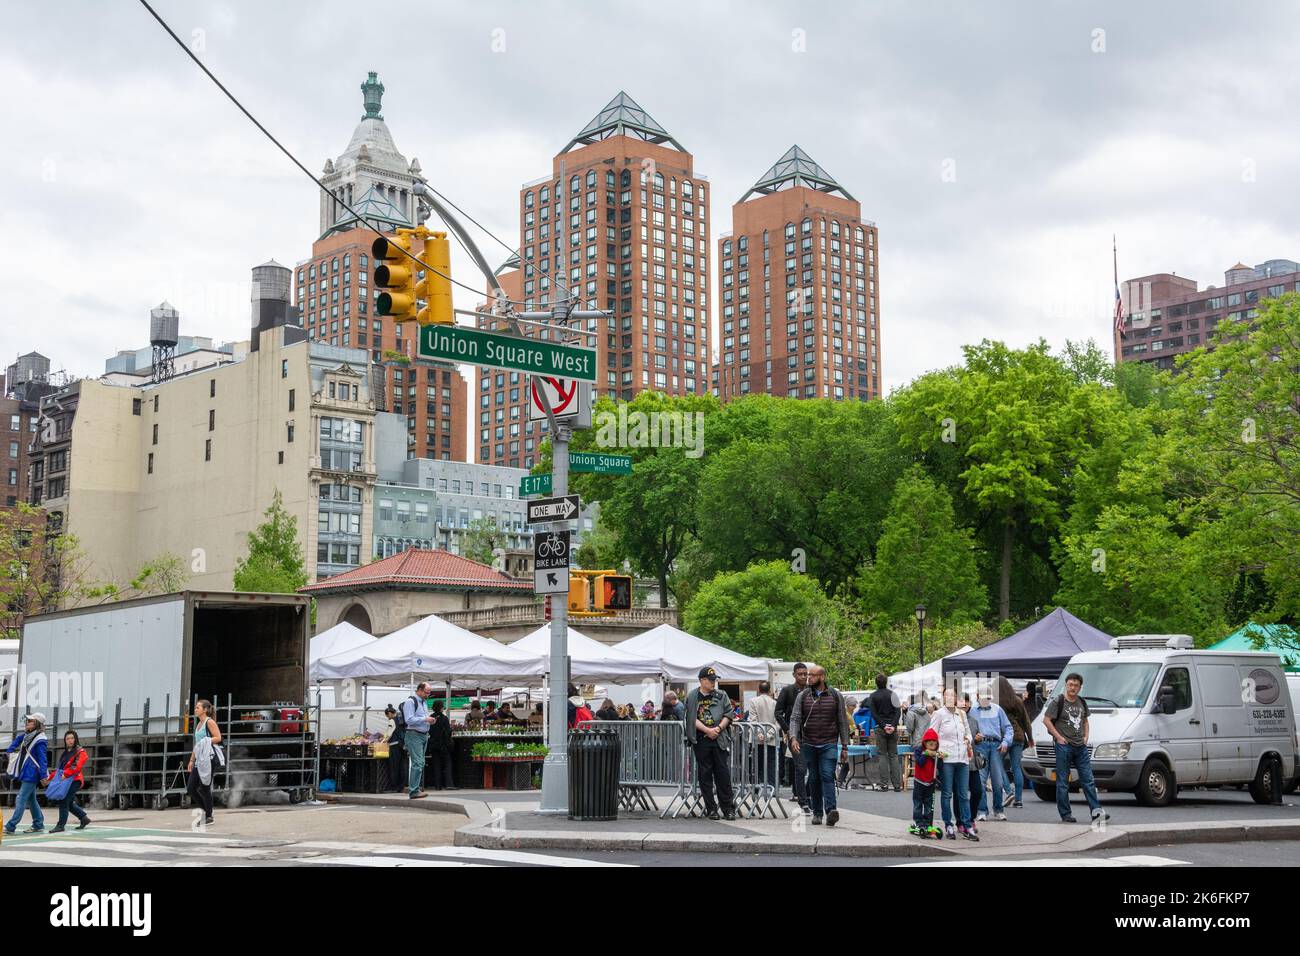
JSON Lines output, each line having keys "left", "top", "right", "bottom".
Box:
{"left": 577, "top": 720, "right": 786, "bottom": 820}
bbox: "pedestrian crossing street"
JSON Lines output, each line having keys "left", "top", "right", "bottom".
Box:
{"left": 0, "top": 827, "right": 630, "bottom": 868}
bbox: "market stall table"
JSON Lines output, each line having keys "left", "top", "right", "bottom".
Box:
{"left": 452, "top": 730, "right": 545, "bottom": 790}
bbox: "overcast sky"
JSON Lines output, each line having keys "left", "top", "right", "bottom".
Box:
{"left": 4, "top": 0, "right": 1299, "bottom": 400}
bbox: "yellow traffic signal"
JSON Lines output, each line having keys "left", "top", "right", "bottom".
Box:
{"left": 594, "top": 575, "right": 632, "bottom": 611}
{"left": 568, "top": 576, "right": 590, "bottom": 613}
{"left": 416, "top": 232, "right": 453, "bottom": 326}
{"left": 372, "top": 231, "right": 417, "bottom": 321}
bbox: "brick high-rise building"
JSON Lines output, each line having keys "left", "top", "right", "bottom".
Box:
{"left": 713, "top": 146, "right": 880, "bottom": 402}
{"left": 297, "top": 72, "right": 468, "bottom": 462}
{"left": 1116, "top": 258, "right": 1300, "bottom": 370}
{"left": 477, "top": 92, "right": 711, "bottom": 468}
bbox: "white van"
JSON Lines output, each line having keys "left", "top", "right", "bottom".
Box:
{"left": 1022, "top": 635, "right": 1299, "bottom": 806}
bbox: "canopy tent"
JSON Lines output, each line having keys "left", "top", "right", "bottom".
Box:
{"left": 513, "top": 626, "right": 664, "bottom": 684}
{"left": 312, "top": 614, "right": 546, "bottom": 685}
{"left": 1209, "top": 624, "right": 1300, "bottom": 672}
{"left": 614, "top": 623, "right": 771, "bottom": 683}
{"left": 875, "top": 646, "right": 974, "bottom": 701}
{"left": 942, "top": 608, "right": 1114, "bottom": 679}
{"left": 309, "top": 621, "right": 374, "bottom": 668}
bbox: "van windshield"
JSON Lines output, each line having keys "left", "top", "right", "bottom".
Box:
{"left": 1054, "top": 662, "right": 1160, "bottom": 709}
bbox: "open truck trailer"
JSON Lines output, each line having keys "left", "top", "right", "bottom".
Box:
{"left": 7, "top": 591, "right": 315, "bottom": 810}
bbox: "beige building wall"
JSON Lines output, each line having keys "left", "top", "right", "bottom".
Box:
{"left": 61, "top": 328, "right": 375, "bottom": 601}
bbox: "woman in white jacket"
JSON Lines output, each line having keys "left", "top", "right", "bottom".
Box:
{"left": 928, "top": 688, "right": 978, "bottom": 841}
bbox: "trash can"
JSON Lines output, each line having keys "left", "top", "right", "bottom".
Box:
{"left": 568, "top": 729, "right": 620, "bottom": 821}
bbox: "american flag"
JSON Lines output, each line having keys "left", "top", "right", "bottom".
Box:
{"left": 1113, "top": 282, "right": 1125, "bottom": 338}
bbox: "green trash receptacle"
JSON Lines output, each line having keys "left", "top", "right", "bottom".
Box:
{"left": 568, "top": 729, "right": 620, "bottom": 821}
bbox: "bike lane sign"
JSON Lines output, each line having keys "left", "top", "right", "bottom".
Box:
{"left": 533, "top": 529, "right": 570, "bottom": 595}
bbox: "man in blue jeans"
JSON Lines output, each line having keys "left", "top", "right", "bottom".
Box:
{"left": 972, "top": 690, "right": 1012, "bottom": 821}
{"left": 3, "top": 712, "right": 49, "bottom": 834}
{"left": 788, "top": 665, "right": 851, "bottom": 827}
{"left": 400, "top": 684, "right": 435, "bottom": 799}
{"left": 1042, "top": 672, "right": 1111, "bottom": 824}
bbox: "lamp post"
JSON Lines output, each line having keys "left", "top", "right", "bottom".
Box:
{"left": 915, "top": 604, "right": 927, "bottom": 668}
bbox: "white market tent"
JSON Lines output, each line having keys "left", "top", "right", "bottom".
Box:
{"left": 312, "top": 614, "right": 547, "bottom": 685}
{"left": 614, "top": 623, "right": 771, "bottom": 683}
{"left": 878, "top": 646, "right": 974, "bottom": 702}
{"left": 309, "top": 621, "right": 375, "bottom": 670}
{"left": 513, "top": 626, "right": 664, "bottom": 684}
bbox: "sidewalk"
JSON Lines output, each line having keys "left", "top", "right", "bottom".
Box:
{"left": 326, "top": 790, "right": 1300, "bottom": 858}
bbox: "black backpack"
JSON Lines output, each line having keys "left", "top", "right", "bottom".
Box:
{"left": 390, "top": 698, "right": 413, "bottom": 742}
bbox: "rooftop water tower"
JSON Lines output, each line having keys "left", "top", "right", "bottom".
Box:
{"left": 150, "top": 301, "right": 180, "bottom": 384}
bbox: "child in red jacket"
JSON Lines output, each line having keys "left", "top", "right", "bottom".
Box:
{"left": 909, "top": 727, "right": 942, "bottom": 839}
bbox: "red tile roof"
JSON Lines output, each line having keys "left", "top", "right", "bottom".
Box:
{"left": 300, "top": 549, "right": 532, "bottom": 593}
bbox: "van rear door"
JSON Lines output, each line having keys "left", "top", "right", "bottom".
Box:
{"left": 1149, "top": 664, "right": 1208, "bottom": 784}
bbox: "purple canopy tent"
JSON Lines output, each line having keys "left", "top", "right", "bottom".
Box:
{"left": 941, "top": 608, "right": 1113, "bottom": 679}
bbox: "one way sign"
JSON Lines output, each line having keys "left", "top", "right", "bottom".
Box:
{"left": 527, "top": 494, "right": 580, "bottom": 525}
{"left": 533, "top": 529, "right": 570, "bottom": 595}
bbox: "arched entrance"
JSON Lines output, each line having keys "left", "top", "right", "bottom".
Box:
{"left": 341, "top": 603, "right": 372, "bottom": 633}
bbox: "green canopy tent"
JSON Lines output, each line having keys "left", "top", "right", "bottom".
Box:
{"left": 1209, "top": 623, "right": 1300, "bottom": 672}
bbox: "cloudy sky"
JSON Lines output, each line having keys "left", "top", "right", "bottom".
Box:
{"left": 4, "top": 0, "right": 1298, "bottom": 400}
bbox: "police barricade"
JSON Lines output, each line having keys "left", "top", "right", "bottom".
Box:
{"left": 576, "top": 719, "right": 689, "bottom": 814}
{"left": 671, "top": 721, "right": 787, "bottom": 820}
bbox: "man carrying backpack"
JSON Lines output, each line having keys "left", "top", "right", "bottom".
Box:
{"left": 401, "top": 684, "right": 435, "bottom": 799}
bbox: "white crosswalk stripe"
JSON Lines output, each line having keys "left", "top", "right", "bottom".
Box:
{"left": 893, "top": 854, "right": 1189, "bottom": 867}
{"left": 0, "top": 829, "right": 631, "bottom": 868}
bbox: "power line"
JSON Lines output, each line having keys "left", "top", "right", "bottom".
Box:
{"left": 135, "top": 0, "right": 526, "bottom": 309}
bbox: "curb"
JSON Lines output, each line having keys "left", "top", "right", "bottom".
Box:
{"left": 1090, "top": 819, "right": 1300, "bottom": 851}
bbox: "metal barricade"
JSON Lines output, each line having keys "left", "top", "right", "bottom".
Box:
{"left": 577, "top": 720, "right": 688, "bottom": 813}
{"left": 578, "top": 719, "right": 787, "bottom": 820}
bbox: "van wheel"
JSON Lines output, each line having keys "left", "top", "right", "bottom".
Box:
{"left": 1032, "top": 782, "right": 1056, "bottom": 802}
{"left": 1135, "top": 759, "right": 1175, "bottom": 807}
{"left": 1248, "top": 757, "right": 1281, "bottom": 805}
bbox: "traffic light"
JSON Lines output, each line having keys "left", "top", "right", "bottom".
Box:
{"left": 568, "top": 576, "right": 590, "bottom": 613}
{"left": 372, "top": 231, "right": 417, "bottom": 321}
{"left": 594, "top": 574, "right": 632, "bottom": 611}
{"left": 415, "top": 231, "right": 453, "bottom": 326}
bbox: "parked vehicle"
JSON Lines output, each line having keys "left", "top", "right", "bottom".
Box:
{"left": 0, "top": 638, "right": 18, "bottom": 737}
{"left": 1023, "top": 635, "right": 1298, "bottom": 807}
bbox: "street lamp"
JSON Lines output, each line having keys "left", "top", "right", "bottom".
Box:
{"left": 915, "top": 604, "right": 927, "bottom": 667}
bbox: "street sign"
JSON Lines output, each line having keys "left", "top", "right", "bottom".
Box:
{"left": 569, "top": 451, "right": 633, "bottom": 475}
{"left": 527, "top": 494, "right": 580, "bottom": 525}
{"left": 520, "top": 473, "right": 552, "bottom": 497}
{"left": 418, "top": 325, "right": 596, "bottom": 382}
{"left": 528, "top": 376, "right": 591, "bottom": 427}
{"left": 533, "top": 529, "right": 570, "bottom": 595}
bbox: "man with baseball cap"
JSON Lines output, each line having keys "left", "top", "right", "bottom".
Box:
{"left": 683, "top": 666, "right": 736, "bottom": 820}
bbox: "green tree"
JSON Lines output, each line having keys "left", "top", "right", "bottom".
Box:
{"left": 683, "top": 560, "right": 836, "bottom": 660}
{"left": 234, "top": 490, "right": 308, "bottom": 592}
{"left": 892, "top": 340, "right": 1108, "bottom": 621}
{"left": 0, "top": 504, "right": 90, "bottom": 631}
{"left": 856, "top": 468, "right": 987, "bottom": 627}
{"left": 461, "top": 516, "right": 509, "bottom": 567}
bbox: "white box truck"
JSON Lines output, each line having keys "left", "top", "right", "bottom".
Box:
{"left": 1023, "top": 635, "right": 1298, "bottom": 806}
{"left": 10, "top": 592, "right": 313, "bottom": 809}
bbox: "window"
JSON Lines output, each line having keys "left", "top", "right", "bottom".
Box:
{"left": 208, "top": 409, "right": 215, "bottom": 431}
{"left": 152, "top": 424, "right": 158, "bottom": 446}
{"left": 205, "top": 439, "right": 211, "bottom": 462}
{"left": 287, "top": 422, "right": 295, "bottom": 443}
{"left": 132, "top": 400, "right": 141, "bottom": 416}
{"left": 1160, "top": 667, "right": 1193, "bottom": 711}
{"left": 281, "top": 359, "right": 288, "bottom": 379}
{"left": 379, "top": 498, "right": 393, "bottom": 521}
{"left": 209, "top": 379, "right": 216, "bottom": 398}
{"left": 289, "top": 389, "right": 295, "bottom": 412}
{"left": 147, "top": 453, "right": 154, "bottom": 474}
{"left": 153, "top": 395, "right": 159, "bottom": 413}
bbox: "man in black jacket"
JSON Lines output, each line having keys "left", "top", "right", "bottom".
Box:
{"left": 774, "top": 662, "right": 810, "bottom": 813}
{"left": 868, "top": 673, "right": 903, "bottom": 792}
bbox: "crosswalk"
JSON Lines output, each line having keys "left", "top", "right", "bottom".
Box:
{"left": 893, "top": 854, "right": 1190, "bottom": 867}
{"left": 0, "top": 827, "right": 630, "bottom": 868}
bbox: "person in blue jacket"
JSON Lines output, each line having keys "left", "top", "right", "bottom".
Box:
{"left": 972, "top": 688, "right": 1014, "bottom": 821}
{"left": 4, "top": 712, "right": 50, "bottom": 834}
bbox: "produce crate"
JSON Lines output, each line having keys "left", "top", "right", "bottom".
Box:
{"left": 321, "top": 743, "right": 369, "bottom": 759}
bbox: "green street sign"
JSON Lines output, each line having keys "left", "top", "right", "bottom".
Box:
{"left": 418, "top": 325, "right": 596, "bottom": 382}
{"left": 570, "top": 452, "right": 633, "bottom": 475}
{"left": 520, "top": 474, "right": 552, "bottom": 497}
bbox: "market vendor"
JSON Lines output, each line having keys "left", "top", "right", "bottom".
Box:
{"left": 495, "top": 702, "right": 522, "bottom": 725}
{"left": 384, "top": 704, "right": 407, "bottom": 793}
{"left": 465, "top": 701, "right": 485, "bottom": 729}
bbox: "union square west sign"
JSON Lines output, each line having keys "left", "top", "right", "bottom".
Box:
{"left": 418, "top": 325, "right": 596, "bottom": 382}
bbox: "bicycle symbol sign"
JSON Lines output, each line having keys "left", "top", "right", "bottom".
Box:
{"left": 533, "top": 529, "right": 570, "bottom": 594}
{"left": 537, "top": 533, "right": 568, "bottom": 561}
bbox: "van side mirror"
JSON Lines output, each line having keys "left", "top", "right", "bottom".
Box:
{"left": 1158, "top": 688, "right": 1176, "bottom": 715}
